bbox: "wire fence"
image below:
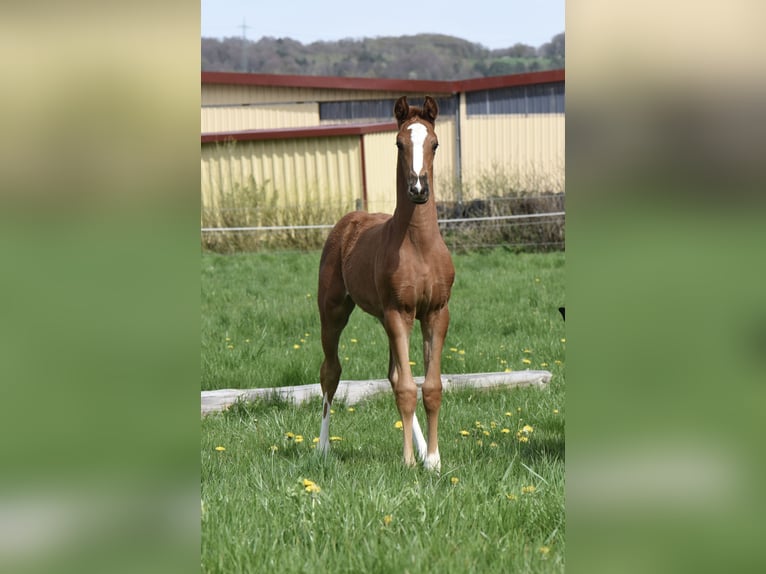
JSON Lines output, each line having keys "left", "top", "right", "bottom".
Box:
{"left": 202, "top": 212, "right": 564, "bottom": 254}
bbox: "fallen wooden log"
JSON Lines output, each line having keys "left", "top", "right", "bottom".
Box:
{"left": 201, "top": 370, "right": 552, "bottom": 416}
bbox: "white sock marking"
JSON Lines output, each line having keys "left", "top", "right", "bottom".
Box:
{"left": 412, "top": 414, "right": 428, "bottom": 462}
{"left": 424, "top": 449, "right": 441, "bottom": 472}
{"left": 318, "top": 393, "right": 330, "bottom": 454}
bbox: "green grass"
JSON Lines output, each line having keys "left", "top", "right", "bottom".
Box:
{"left": 201, "top": 248, "right": 565, "bottom": 391}
{"left": 202, "top": 385, "right": 564, "bottom": 573}
{"left": 201, "top": 248, "right": 565, "bottom": 572}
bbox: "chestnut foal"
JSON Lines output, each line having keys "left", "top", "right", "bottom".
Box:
{"left": 317, "top": 96, "right": 454, "bottom": 471}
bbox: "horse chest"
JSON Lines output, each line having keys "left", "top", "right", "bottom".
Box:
{"left": 385, "top": 256, "right": 452, "bottom": 314}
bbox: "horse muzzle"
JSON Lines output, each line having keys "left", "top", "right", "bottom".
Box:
{"left": 407, "top": 175, "right": 430, "bottom": 204}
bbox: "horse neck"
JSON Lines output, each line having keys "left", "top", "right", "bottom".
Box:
{"left": 392, "top": 164, "right": 439, "bottom": 237}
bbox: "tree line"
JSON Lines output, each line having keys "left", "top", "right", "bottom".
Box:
{"left": 202, "top": 32, "right": 564, "bottom": 80}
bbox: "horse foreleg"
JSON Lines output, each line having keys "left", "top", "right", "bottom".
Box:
{"left": 389, "top": 348, "right": 427, "bottom": 462}
{"left": 420, "top": 306, "right": 450, "bottom": 472}
{"left": 384, "top": 310, "right": 418, "bottom": 467}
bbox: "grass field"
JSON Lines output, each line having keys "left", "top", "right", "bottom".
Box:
{"left": 202, "top": 249, "right": 565, "bottom": 391}
{"left": 201, "top": 248, "right": 565, "bottom": 572}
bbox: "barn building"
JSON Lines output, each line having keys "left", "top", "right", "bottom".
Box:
{"left": 201, "top": 70, "right": 564, "bottom": 226}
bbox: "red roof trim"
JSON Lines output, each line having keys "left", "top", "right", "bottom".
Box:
{"left": 454, "top": 69, "right": 564, "bottom": 91}
{"left": 201, "top": 71, "right": 455, "bottom": 94}
{"left": 201, "top": 69, "right": 564, "bottom": 94}
{"left": 201, "top": 121, "right": 398, "bottom": 144}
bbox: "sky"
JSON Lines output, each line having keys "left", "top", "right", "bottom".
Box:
{"left": 201, "top": 0, "right": 564, "bottom": 51}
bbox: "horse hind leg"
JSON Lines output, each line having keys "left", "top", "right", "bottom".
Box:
{"left": 317, "top": 278, "right": 355, "bottom": 456}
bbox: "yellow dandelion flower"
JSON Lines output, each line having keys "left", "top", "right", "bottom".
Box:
{"left": 522, "top": 424, "right": 534, "bottom": 433}
{"left": 523, "top": 348, "right": 532, "bottom": 353}
{"left": 225, "top": 336, "right": 231, "bottom": 341}
{"left": 214, "top": 446, "right": 226, "bottom": 452}
{"left": 506, "top": 493, "right": 518, "bottom": 501}
{"left": 560, "top": 338, "right": 566, "bottom": 343}
{"left": 285, "top": 432, "right": 295, "bottom": 439}
{"left": 383, "top": 514, "right": 393, "bottom": 526}
{"left": 305, "top": 483, "right": 321, "bottom": 494}
{"left": 483, "top": 430, "right": 490, "bottom": 437}
{"left": 539, "top": 546, "right": 550, "bottom": 555}
{"left": 330, "top": 436, "right": 342, "bottom": 442}
{"left": 521, "top": 485, "right": 536, "bottom": 494}
{"left": 350, "top": 338, "right": 358, "bottom": 343}
{"left": 554, "top": 360, "right": 562, "bottom": 365}
{"left": 517, "top": 407, "right": 522, "bottom": 412}
{"left": 475, "top": 421, "right": 483, "bottom": 428}
{"left": 490, "top": 442, "right": 498, "bottom": 448}
{"left": 394, "top": 420, "right": 403, "bottom": 429}
{"left": 330, "top": 409, "right": 335, "bottom": 414}
{"left": 293, "top": 344, "right": 301, "bottom": 349}
{"left": 518, "top": 435, "right": 529, "bottom": 443}
{"left": 227, "top": 344, "right": 234, "bottom": 350}
{"left": 540, "top": 362, "right": 548, "bottom": 367}
{"left": 294, "top": 435, "right": 304, "bottom": 444}
{"left": 522, "top": 358, "right": 532, "bottom": 365}
{"left": 409, "top": 361, "right": 416, "bottom": 366}
{"left": 459, "top": 430, "right": 470, "bottom": 437}
{"left": 458, "top": 349, "right": 465, "bottom": 355}
{"left": 553, "top": 409, "right": 559, "bottom": 414}
{"left": 312, "top": 437, "right": 320, "bottom": 443}
{"left": 450, "top": 477, "right": 459, "bottom": 485}
{"left": 505, "top": 412, "right": 513, "bottom": 417}
{"left": 347, "top": 407, "right": 355, "bottom": 412}
{"left": 501, "top": 428, "right": 511, "bottom": 434}
{"left": 490, "top": 421, "right": 497, "bottom": 429}
{"left": 449, "top": 347, "right": 458, "bottom": 353}
{"left": 269, "top": 445, "right": 278, "bottom": 453}
{"left": 245, "top": 338, "right": 251, "bottom": 343}
{"left": 300, "top": 338, "right": 306, "bottom": 343}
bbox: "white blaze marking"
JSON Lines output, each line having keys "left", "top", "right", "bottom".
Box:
{"left": 408, "top": 122, "right": 428, "bottom": 191}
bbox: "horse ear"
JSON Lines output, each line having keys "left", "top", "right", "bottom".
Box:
{"left": 423, "top": 96, "right": 439, "bottom": 124}
{"left": 394, "top": 96, "right": 409, "bottom": 125}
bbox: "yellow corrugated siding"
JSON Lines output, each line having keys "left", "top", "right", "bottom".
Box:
{"left": 361, "top": 131, "right": 397, "bottom": 214}
{"left": 200, "top": 82, "right": 565, "bottom": 228}
{"left": 201, "top": 103, "right": 319, "bottom": 132}
{"left": 459, "top": 114, "right": 565, "bottom": 192}
{"left": 201, "top": 136, "right": 363, "bottom": 226}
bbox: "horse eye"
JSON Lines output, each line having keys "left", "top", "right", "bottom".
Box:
{"left": 396, "top": 140, "right": 403, "bottom": 150}
{"left": 432, "top": 142, "right": 439, "bottom": 151}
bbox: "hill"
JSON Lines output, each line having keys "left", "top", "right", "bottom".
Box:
{"left": 202, "top": 32, "right": 564, "bottom": 80}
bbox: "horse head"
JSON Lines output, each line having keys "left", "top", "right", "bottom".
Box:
{"left": 394, "top": 96, "right": 439, "bottom": 204}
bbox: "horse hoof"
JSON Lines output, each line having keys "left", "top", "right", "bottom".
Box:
{"left": 424, "top": 452, "right": 441, "bottom": 473}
